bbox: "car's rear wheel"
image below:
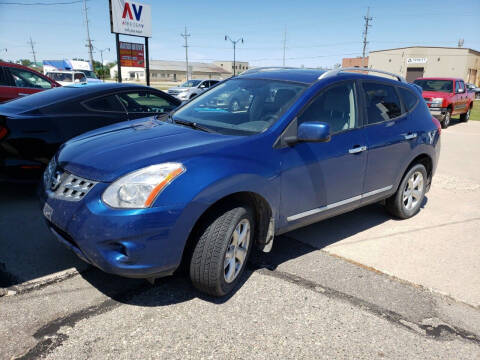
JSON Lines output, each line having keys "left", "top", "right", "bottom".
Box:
{"left": 441, "top": 110, "right": 451, "bottom": 129}
{"left": 385, "top": 164, "right": 427, "bottom": 219}
{"left": 189, "top": 205, "right": 253, "bottom": 296}
{"left": 460, "top": 108, "right": 470, "bottom": 122}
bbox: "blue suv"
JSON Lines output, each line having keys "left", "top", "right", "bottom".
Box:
{"left": 40, "top": 68, "right": 441, "bottom": 296}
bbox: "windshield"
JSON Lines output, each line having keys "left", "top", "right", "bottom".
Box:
{"left": 180, "top": 80, "right": 201, "bottom": 88}
{"left": 80, "top": 70, "right": 97, "bottom": 79}
{"left": 172, "top": 78, "right": 307, "bottom": 135}
{"left": 47, "top": 72, "right": 73, "bottom": 82}
{"left": 413, "top": 79, "right": 453, "bottom": 93}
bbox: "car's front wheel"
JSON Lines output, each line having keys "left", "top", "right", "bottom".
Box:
{"left": 190, "top": 205, "right": 254, "bottom": 296}
{"left": 441, "top": 110, "right": 451, "bottom": 129}
{"left": 385, "top": 164, "right": 427, "bottom": 219}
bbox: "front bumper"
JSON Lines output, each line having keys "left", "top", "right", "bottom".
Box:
{"left": 40, "top": 180, "right": 195, "bottom": 278}
{"left": 428, "top": 107, "right": 447, "bottom": 118}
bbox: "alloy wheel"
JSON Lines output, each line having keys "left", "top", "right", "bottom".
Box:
{"left": 403, "top": 171, "right": 424, "bottom": 211}
{"left": 224, "top": 219, "right": 250, "bottom": 283}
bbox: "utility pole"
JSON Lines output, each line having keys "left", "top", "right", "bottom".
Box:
{"left": 95, "top": 47, "right": 110, "bottom": 80}
{"left": 362, "top": 7, "right": 372, "bottom": 68}
{"left": 225, "top": 35, "right": 244, "bottom": 76}
{"left": 282, "top": 26, "right": 287, "bottom": 67}
{"left": 28, "top": 36, "right": 37, "bottom": 64}
{"left": 181, "top": 26, "right": 191, "bottom": 81}
{"left": 83, "top": 0, "right": 94, "bottom": 70}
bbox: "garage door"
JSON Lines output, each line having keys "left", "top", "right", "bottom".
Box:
{"left": 406, "top": 67, "right": 424, "bottom": 83}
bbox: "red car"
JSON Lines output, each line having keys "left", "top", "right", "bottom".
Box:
{"left": 0, "top": 62, "right": 60, "bottom": 103}
{"left": 413, "top": 77, "right": 475, "bottom": 128}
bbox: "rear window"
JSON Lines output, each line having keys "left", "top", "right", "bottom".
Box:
{"left": 0, "top": 86, "right": 82, "bottom": 113}
{"left": 362, "top": 82, "right": 402, "bottom": 124}
{"left": 398, "top": 87, "right": 418, "bottom": 112}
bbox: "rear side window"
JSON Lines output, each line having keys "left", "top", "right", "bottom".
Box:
{"left": 398, "top": 87, "right": 418, "bottom": 112}
{"left": 117, "top": 91, "right": 177, "bottom": 113}
{"left": 362, "top": 82, "right": 402, "bottom": 124}
{"left": 84, "top": 95, "right": 125, "bottom": 112}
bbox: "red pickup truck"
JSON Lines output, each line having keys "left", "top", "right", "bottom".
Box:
{"left": 413, "top": 77, "right": 474, "bottom": 128}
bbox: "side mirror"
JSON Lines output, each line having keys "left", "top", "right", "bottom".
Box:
{"left": 297, "top": 122, "right": 331, "bottom": 143}
{"left": 457, "top": 88, "right": 465, "bottom": 94}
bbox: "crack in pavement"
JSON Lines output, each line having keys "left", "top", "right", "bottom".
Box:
{"left": 254, "top": 267, "right": 480, "bottom": 346}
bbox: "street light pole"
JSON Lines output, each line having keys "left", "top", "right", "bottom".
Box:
{"left": 225, "top": 35, "right": 243, "bottom": 76}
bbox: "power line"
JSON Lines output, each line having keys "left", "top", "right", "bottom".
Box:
{"left": 82, "top": 0, "right": 94, "bottom": 68}
{"left": 28, "top": 36, "right": 37, "bottom": 63}
{"left": 362, "top": 6, "right": 372, "bottom": 67}
{"left": 1, "top": 0, "right": 85, "bottom": 5}
{"left": 181, "top": 26, "right": 191, "bottom": 81}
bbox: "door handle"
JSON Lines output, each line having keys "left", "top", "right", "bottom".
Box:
{"left": 404, "top": 132, "right": 417, "bottom": 140}
{"left": 348, "top": 145, "right": 367, "bottom": 154}
{"left": 18, "top": 93, "right": 29, "bottom": 96}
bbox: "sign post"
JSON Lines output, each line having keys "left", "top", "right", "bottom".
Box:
{"left": 109, "top": 0, "right": 152, "bottom": 84}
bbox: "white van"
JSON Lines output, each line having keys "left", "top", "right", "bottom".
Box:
{"left": 45, "top": 71, "right": 87, "bottom": 86}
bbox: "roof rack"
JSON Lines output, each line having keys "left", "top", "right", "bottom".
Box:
{"left": 318, "top": 67, "right": 407, "bottom": 83}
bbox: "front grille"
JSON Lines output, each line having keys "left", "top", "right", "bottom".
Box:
{"left": 168, "top": 90, "right": 180, "bottom": 95}
{"left": 44, "top": 158, "right": 97, "bottom": 201}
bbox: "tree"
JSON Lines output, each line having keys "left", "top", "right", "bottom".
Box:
{"left": 18, "top": 59, "right": 32, "bottom": 66}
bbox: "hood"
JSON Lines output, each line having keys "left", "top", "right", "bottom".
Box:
{"left": 57, "top": 117, "right": 237, "bottom": 182}
{"left": 168, "top": 87, "right": 190, "bottom": 92}
{"left": 421, "top": 90, "right": 450, "bottom": 99}
{"left": 86, "top": 78, "right": 103, "bottom": 83}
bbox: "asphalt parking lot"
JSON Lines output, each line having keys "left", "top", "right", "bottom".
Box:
{"left": 1, "top": 119, "right": 480, "bottom": 359}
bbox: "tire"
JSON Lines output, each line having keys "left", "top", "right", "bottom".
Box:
{"left": 189, "top": 206, "right": 254, "bottom": 296}
{"left": 460, "top": 108, "right": 471, "bottom": 122}
{"left": 385, "top": 164, "right": 427, "bottom": 219}
{"left": 441, "top": 109, "right": 451, "bottom": 129}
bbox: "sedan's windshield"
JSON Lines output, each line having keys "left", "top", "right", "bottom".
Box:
{"left": 172, "top": 78, "right": 307, "bottom": 135}
{"left": 413, "top": 79, "right": 453, "bottom": 93}
{"left": 180, "top": 80, "right": 201, "bottom": 87}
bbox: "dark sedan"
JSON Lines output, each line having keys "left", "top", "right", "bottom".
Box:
{"left": 0, "top": 83, "right": 181, "bottom": 180}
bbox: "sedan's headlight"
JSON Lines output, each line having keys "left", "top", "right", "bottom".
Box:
{"left": 102, "top": 163, "right": 185, "bottom": 208}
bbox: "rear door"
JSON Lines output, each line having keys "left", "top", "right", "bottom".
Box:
{"left": 456, "top": 80, "right": 468, "bottom": 114}
{"left": 361, "top": 81, "right": 415, "bottom": 198}
{"left": 6, "top": 67, "right": 54, "bottom": 99}
{"left": 116, "top": 90, "right": 180, "bottom": 120}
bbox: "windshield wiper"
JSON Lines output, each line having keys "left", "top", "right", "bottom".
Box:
{"left": 173, "top": 118, "right": 216, "bottom": 133}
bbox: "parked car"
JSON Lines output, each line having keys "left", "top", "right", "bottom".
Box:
{"left": 78, "top": 70, "right": 103, "bottom": 84}
{"left": 45, "top": 71, "right": 89, "bottom": 86}
{"left": 0, "top": 83, "right": 180, "bottom": 180}
{"left": 167, "top": 79, "right": 220, "bottom": 101}
{"left": 413, "top": 77, "right": 475, "bottom": 128}
{"left": 40, "top": 68, "right": 441, "bottom": 296}
{"left": 0, "top": 62, "right": 60, "bottom": 103}
{"left": 466, "top": 83, "right": 480, "bottom": 99}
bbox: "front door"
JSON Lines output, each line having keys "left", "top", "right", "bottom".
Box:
{"left": 5, "top": 67, "right": 53, "bottom": 99}
{"left": 279, "top": 80, "right": 367, "bottom": 225}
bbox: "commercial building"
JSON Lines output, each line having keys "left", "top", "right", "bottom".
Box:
{"left": 368, "top": 46, "right": 480, "bottom": 85}
{"left": 213, "top": 61, "right": 249, "bottom": 75}
{"left": 341, "top": 57, "right": 368, "bottom": 68}
{"left": 109, "top": 60, "right": 231, "bottom": 82}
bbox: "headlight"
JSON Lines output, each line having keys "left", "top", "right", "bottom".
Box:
{"left": 102, "top": 163, "right": 185, "bottom": 208}
{"left": 430, "top": 98, "right": 444, "bottom": 108}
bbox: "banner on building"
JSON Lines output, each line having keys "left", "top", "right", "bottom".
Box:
{"left": 119, "top": 41, "right": 145, "bottom": 68}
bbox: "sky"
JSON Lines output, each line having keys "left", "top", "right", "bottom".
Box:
{"left": 1, "top": 0, "right": 479, "bottom": 68}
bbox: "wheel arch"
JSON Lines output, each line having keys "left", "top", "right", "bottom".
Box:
{"left": 396, "top": 153, "right": 433, "bottom": 192}
{"left": 180, "top": 191, "right": 273, "bottom": 268}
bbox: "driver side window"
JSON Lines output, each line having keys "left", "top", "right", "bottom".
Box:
{"left": 117, "top": 91, "right": 177, "bottom": 113}
{"left": 298, "top": 81, "right": 357, "bottom": 134}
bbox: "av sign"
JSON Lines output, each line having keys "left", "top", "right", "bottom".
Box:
{"left": 407, "top": 57, "right": 427, "bottom": 64}
{"left": 110, "top": 0, "right": 152, "bottom": 37}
